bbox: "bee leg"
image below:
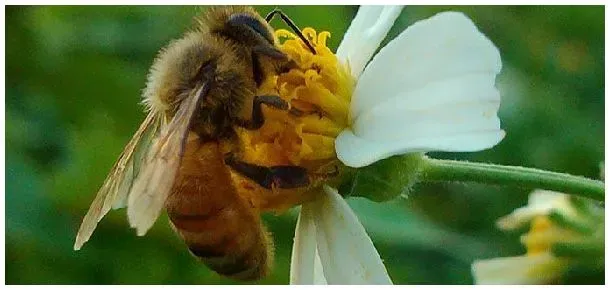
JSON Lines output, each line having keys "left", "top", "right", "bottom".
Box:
{"left": 235, "top": 95, "right": 290, "bottom": 130}
{"left": 225, "top": 153, "right": 310, "bottom": 189}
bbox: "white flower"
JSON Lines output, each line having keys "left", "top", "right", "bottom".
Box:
{"left": 471, "top": 190, "right": 604, "bottom": 284}
{"left": 470, "top": 190, "right": 572, "bottom": 285}
{"left": 290, "top": 5, "right": 504, "bottom": 284}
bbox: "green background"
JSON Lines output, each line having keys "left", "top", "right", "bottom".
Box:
{"left": 6, "top": 5, "right": 604, "bottom": 284}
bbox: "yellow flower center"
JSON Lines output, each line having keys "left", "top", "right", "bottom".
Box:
{"left": 524, "top": 216, "right": 554, "bottom": 255}
{"left": 236, "top": 28, "right": 354, "bottom": 177}
{"left": 523, "top": 216, "right": 579, "bottom": 256}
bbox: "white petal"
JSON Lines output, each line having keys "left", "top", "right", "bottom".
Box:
{"left": 472, "top": 253, "right": 565, "bottom": 284}
{"left": 310, "top": 186, "right": 392, "bottom": 284}
{"left": 290, "top": 204, "right": 320, "bottom": 284}
{"left": 336, "top": 128, "right": 505, "bottom": 168}
{"left": 351, "top": 11, "right": 502, "bottom": 120}
{"left": 313, "top": 248, "right": 328, "bottom": 285}
{"left": 527, "top": 190, "right": 570, "bottom": 209}
{"left": 353, "top": 73, "right": 501, "bottom": 140}
{"left": 336, "top": 5, "right": 403, "bottom": 79}
{"left": 336, "top": 11, "right": 504, "bottom": 168}
{"left": 496, "top": 190, "right": 571, "bottom": 230}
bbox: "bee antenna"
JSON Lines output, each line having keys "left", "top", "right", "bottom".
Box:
{"left": 265, "top": 9, "right": 317, "bottom": 55}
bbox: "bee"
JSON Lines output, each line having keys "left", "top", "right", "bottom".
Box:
{"left": 73, "top": 6, "right": 320, "bottom": 281}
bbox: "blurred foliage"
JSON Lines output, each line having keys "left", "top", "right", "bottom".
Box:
{"left": 5, "top": 5, "right": 604, "bottom": 285}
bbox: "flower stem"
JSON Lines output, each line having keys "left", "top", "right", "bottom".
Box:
{"left": 421, "top": 158, "right": 604, "bottom": 201}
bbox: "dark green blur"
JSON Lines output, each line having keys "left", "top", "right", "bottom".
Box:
{"left": 6, "top": 5, "right": 604, "bottom": 284}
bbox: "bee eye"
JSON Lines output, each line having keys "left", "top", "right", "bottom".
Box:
{"left": 227, "top": 13, "right": 275, "bottom": 45}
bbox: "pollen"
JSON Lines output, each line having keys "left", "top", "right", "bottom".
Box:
{"left": 236, "top": 28, "right": 354, "bottom": 178}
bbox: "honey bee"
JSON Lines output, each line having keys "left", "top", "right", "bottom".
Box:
{"left": 73, "top": 6, "right": 320, "bottom": 281}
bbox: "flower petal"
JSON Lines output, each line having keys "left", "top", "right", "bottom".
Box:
{"left": 472, "top": 253, "right": 566, "bottom": 284}
{"left": 310, "top": 186, "right": 392, "bottom": 284}
{"left": 496, "top": 190, "right": 571, "bottom": 230}
{"left": 290, "top": 204, "right": 321, "bottom": 284}
{"left": 336, "top": 129, "right": 505, "bottom": 167}
{"left": 353, "top": 73, "right": 501, "bottom": 140}
{"left": 312, "top": 248, "right": 328, "bottom": 284}
{"left": 336, "top": 5, "right": 403, "bottom": 79}
{"left": 351, "top": 11, "right": 502, "bottom": 120}
{"left": 336, "top": 11, "right": 504, "bottom": 168}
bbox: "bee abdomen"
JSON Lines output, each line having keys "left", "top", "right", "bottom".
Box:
{"left": 188, "top": 229, "right": 273, "bottom": 281}
{"left": 169, "top": 207, "right": 273, "bottom": 280}
{"left": 165, "top": 140, "right": 273, "bottom": 280}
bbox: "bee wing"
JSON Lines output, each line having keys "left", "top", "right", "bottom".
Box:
{"left": 113, "top": 116, "right": 159, "bottom": 210}
{"left": 74, "top": 112, "right": 161, "bottom": 250}
{"left": 127, "top": 83, "right": 209, "bottom": 236}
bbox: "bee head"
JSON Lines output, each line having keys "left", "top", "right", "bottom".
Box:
{"left": 199, "top": 6, "right": 279, "bottom": 53}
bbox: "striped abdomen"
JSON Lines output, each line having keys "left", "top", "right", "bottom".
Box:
{"left": 165, "top": 137, "right": 273, "bottom": 280}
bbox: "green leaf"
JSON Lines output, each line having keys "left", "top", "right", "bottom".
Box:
{"left": 338, "top": 153, "right": 426, "bottom": 202}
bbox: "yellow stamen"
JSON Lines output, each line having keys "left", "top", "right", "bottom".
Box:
{"left": 237, "top": 28, "right": 354, "bottom": 175}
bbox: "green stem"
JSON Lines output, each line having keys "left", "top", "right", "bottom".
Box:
{"left": 421, "top": 157, "right": 604, "bottom": 201}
